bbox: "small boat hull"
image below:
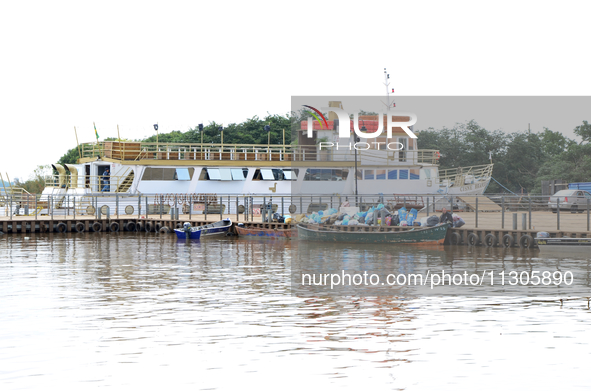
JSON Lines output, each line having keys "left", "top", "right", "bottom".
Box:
{"left": 296, "top": 223, "right": 448, "bottom": 244}
{"left": 174, "top": 229, "right": 202, "bottom": 240}
{"left": 235, "top": 225, "right": 294, "bottom": 239}
{"left": 174, "top": 219, "right": 232, "bottom": 240}
{"left": 535, "top": 237, "right": 591, "bottom": 257}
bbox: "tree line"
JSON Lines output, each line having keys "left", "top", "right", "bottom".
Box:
{"left": 15, "top": 114, "right": 591, "bottom": 195}
{"left": 416, "top": 120, "right": 591, "bottom": 193}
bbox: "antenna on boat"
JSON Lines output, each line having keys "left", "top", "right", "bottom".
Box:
{"left": 382, "top": 68, "right": 395, "bottom": 111}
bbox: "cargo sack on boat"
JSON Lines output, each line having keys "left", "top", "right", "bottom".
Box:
{"left": 426, "top": 215, "right": 440, "bottom": 227}
{"left": 391, "top": 214, "right": 400, "bottom": 226}
{"left": 358, "top": 215, "right": 366, "bottom": 224}
{"left": 452, "top": 213, "right": 465, "bottom": 228}
{"left": 348, "top": 220, "right": 359, "bottom": 226}
{"left": 386, "top": 215, "right": 392, "bottom": 226}
{"left": 398, "top": 207, "right": 407, "bottom": 221}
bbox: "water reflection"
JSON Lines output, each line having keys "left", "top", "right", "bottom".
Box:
{"left": 1, "top": 233, "right": 590, "bottom": 389}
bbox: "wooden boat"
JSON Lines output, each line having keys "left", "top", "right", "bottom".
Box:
{"left": 235, "top": 224, "right": 294, "bottom": 239}
{"left": 535, "top": 235, "right": 591, "bottom": 256}
{"left": 174, "top": 218, "right": 232, "bottom": 239}
{"left": 296, "top": 223, "right": 448, "bottom": 244}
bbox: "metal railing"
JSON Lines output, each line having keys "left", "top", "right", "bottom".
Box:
{"left": 44, "top": 172, "right": 134, "bottom": 193}
{"left": 79, "top": 141, "right": 441, "bottom": 166}
{"left": 1, "top": 192, "right": 589, "bottom": 232}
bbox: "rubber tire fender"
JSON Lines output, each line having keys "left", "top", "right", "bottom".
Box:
{"left": 159, "top": 226, "right": 171, "bottom": 234}
{"left": 74, "top": 222, "right": 85, "bottom": 233}
{"left": 126, "top": 221, "right": 137, "bottom": 232}
{"left": 450, "top": 232, "right": 462, "bottom": 245}
{"left": 519, "top": 234, "right": 535, "bottom": 248}
{"left": 483, "top": 233, "right": 498, "bottom": 247}
{"left": 91, "top": 222, "right": 102, "bottom": 232}
{"left": 467, "top": 233, "right": 480, "bottom": 246}
{"left": 145, "top": 221, "right": 153, "bottom": 232}
{"left": 501, "top": 234, "right": 515, "bottom": 248}
{"left": 109, "top": 222, "right": 120, "bottom": 232}
{"left": 56, "top": 222, "right": 67, "bottom": 233}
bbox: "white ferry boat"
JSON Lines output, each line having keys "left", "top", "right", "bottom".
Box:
{"left": 36, "top": 114, "right": 493, "bottom": 216}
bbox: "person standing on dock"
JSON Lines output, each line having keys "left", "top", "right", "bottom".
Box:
{"left": 102, "top": 168, "right": 110, "bottom": 192}
{"left": 439, "top": 207, "right": 453, "bottom": 225}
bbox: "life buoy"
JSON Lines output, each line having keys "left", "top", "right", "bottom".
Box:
{"left": 467, "top": 233, "right": 480, "bottom": 246}
{"left": 436, "top": 151, "right": 441, "bottom": 160}
{"left": 501, "top": 234, "right": 514, "bottom": 248}
{"left": 483, "top": 233, "right": 498, "bottom": 247}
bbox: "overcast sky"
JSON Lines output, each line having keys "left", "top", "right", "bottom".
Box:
{"left": 2, "top": 0, "right": 591, "bottom": 181}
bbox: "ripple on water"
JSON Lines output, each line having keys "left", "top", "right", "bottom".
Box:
{"left": 1, "top": 233, "right": 591, "bottom": 390}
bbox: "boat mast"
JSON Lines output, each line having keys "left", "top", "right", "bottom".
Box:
{"left": 383, "top": 68, "right": 394, "bottom": 111}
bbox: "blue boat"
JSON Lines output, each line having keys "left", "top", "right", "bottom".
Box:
{"left": 174, "top": 219, "right": 232, "bottom": 240}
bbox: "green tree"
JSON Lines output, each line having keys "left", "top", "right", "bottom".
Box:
{"left": 540, "top": 127, "right": 575, "bottom": 156}
{"left": 57, "top": 146, "right": 80, "bottom": 165}
{"left": 574, "top": 120, "right": 591, "bottom": 143}
{"left": 14, "top": 165, "right": 51, "bottom": 194}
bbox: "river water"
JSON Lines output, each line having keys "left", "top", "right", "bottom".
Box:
{"left": 1, "top": 233, "right": 590, "bottom": 390}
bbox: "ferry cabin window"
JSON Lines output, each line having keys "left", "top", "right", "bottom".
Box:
{"left": 376, "top": 170, "right": 386, "bottom": 180}
{"left": 364, "top": 170, "right": 374, "bottom": 180}
{"left": 287, "top": 169, "right": 299, "bottom": 180}
{"left": 303, "top": 169, "right": 348, "bottom": 181}
{"left": 142, "top": 168, "right": 194, "bottom": 180}
{"left": 399, "top": 169, "right": 409, "bottom": 180}
{"left": 176, "top": 168, "right": 191, "bottom": 181}
{"left": 200, "top": 168, "right": 248, "bottom": 180}
{"left": 388, "top": 170, "right": 397, "bottom": 179}
{"left": 231, "top": 169, "right": 245, "bottom": 180}
{"left": 261, "top": 169, "right": 275, "bottom": 180}
{"left": 410, "top": 168, "right": 420, "bottom": 180}
{"left": 252, "top": 169, "right": 292, "bottom": 181}
{"left": 207, "top": 168, "right": 221, "bottom": 180}
{"left": 219, "top": 168, "right": 233, "bottom": 181}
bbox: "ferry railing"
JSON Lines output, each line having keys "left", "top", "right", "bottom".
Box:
{"left": 44, "top": 174, "right": 132, "bottom": 193}
{"left": 1, "top": 193, "right": 590, "bottom": 233}
{"left": 79, "top": 141, "right": 441, "bottom": 166}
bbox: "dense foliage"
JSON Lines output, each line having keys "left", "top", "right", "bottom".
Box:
{"left": 416, "top": 121, "right": 589, "bottom": 194}
{"left": 48, "top": 114, "right": 591, "bottom": 195}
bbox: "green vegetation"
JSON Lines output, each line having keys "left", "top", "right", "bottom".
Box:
{"left": 14, "top": 165, "right": 51, "bottom": 194}
{"left": 43, "top": 114, "right": 591, "bottom": 195}
{"left": 417, "top": 120, "right": 591, "bottom": 194}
